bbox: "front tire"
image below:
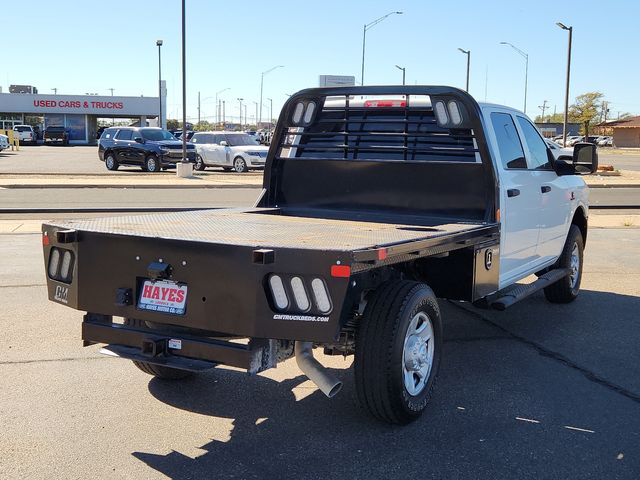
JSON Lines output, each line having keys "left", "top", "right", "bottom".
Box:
{"left": 194, "top": 154, "right": 206, "bottom": 171}
{"left": 354, "top": 281, "right": 442, "bottom": 424}
{"left": 233, "top": 156, "right": 248, "bottom": 173}
{"left": 145, "top": 155, "right": 160, "bottom": 173}
{"left": 105, "top": 153, "right": 119, "bottom": 171}
{"left": 544, "top": 225, "right": 584, "bottom": 303}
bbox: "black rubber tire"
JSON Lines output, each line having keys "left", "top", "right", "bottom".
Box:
{"left": 105, "top": 153, "right": 119, "bottom": 171}
{"left": 233, "top": 156, "right": 248, "bottom": 173}
{"left": 354, "top": 280, "right": 442, "bottom": 425}
{"left": 145, "top": 155, "right": 160, "bottom": 173}
{"left": 125, "top": 319, "right": 193, "bottom": 380}
{"left": 544, "top": 225, "right": 584, "bottom": 303}
{"left": 194, "top": 154, "right": 206, "bottom": 171}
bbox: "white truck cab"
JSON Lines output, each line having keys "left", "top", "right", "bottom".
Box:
{"left": 480, "top": 104, "right": 588, "bottom": 290}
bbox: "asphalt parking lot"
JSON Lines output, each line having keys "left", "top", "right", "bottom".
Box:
{"left": 1, "top": 226, "right": 638, "bottom": 479}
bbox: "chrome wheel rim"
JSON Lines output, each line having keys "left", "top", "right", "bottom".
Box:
{"left": 402, "top": 312, "right": 434, "bottom": 396}
{"left": 148, "top": 158, "right": 157, "bottom": 171}
{"left": 106, "top": 156, "right": 114, "bottom": 168}
{"left": 569, "top": 242, "right": 580, "bottom": 289}
{"left": 234, "top": 158, "right": 244, "bottom": 172}
{"left": 196, "top": 155, "right": 203, "bottom": 169}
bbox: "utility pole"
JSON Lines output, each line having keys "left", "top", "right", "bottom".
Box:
{"left": 108, "top": 88, "right": 114, "bottom": 96}
{"left": 538, "top": 100, "right": 548, "bottom": 123}
{"left": 197, "top": 91, "right": 201, "bottom": 124}
{"left": 458, "top": 48, "right": 470, "bottom": 92}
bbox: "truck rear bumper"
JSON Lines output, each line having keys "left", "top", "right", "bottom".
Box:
{"left": 83, "top": 314, "right": 277, "bottom": 374}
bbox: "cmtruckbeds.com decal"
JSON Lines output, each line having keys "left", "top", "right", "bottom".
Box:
{"left": 273, "top": 314, "right": 330, "bottom": 323}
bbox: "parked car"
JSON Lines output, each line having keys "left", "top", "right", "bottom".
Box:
{"left": 545, "top": 139, "right": 574, "bottom": 159}
{"left": 190, "top": 131, "right": 268, "bottom": 172}
{"left": 44, "top": 126, "right": 70, "bottom": 145}
{"left": 13, "top": 125, "right": 37, "bottom": 145}
{"left": 0, "top": 133, "right": 9, "bottom": 151}
{"left": 566, "top": 136, "right": 584, "bottom": 146}
{"left": 98, "top": 127, "right": 196, "bottom": 172}
{"left": 598, "top": 136, "right": 613, "bottom": 147}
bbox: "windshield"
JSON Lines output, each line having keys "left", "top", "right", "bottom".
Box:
{"left": 140, "top": 129, "right": 176, "bottom": 141}
{"left": 15, "top": 126, "right": 32, "bottom": 132}
{"left": 47, "top": 126, "right": 65, "bottom": 132}
{"left": 226, "top": 134, "right": 259, "bottom": 146}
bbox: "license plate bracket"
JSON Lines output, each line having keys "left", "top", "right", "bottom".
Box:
{"left": 138, "top": 279, "right": 188, "bottom": 315}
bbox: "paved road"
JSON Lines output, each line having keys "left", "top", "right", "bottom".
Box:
{"left": 2, "top": 145, "right": 639, "bottom": 174}
{"left": 0, "top": 185, "right": 637, "bottom": 210}
{"left": 0, "top": 187, "right": 261, "bottom": 210}
{"left": 0, "top": 227, "right": 638, "bottom": 479}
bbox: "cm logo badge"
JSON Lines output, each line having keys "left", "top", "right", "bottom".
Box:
{"left": 54, "top": 285, "right": 69, "bottom": 304}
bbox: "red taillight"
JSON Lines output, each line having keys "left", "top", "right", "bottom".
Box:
{"left": 42, "top": 232, "right": 50, "bottom": 246}
{"left": 330, "top": 265, "right": 351, "bottom": 278}
{"left": 364, "top": 100, "right": 407, "bottom": 108}
{"left": 377, "top": 248, "right": 388, "bottom": 260}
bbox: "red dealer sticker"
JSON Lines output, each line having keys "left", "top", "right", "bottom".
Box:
{"left": 138, "top": 280, "right": 188, "bottom": 315}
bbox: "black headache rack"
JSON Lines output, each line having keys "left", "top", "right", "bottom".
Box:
{"left": 260, "top": 85, "right": 498, "bottom": 224}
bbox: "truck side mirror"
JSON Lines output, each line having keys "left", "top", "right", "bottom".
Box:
{"left": 134, "top": 137, "right": 145, "bottom": 144}
{"left": 572, "top": 142, "right": 598, "bottom": 174}
{"left": 220, "top": 140, "right": 228, "bottom": 146}
{"left": 554, "top": 142, "right": 598, "bottom": 175}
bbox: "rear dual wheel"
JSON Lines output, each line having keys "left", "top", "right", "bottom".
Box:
{"left": 355, "top": 281, "right": 442, "bottom": 424}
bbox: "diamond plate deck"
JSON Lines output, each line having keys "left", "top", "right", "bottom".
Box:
{"left": 46, "top": 208, "right": 490, "bottom": 252}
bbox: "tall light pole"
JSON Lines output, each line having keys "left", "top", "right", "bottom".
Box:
{"left": 361, "top": 11, "right": 403, "bottom": 86}
{"left": 259, "top": 65, "right": 283, "bottom": 128}
{"left": 267, "top": 98, "right": 273, "bottom": 130}
{"left": 156, "top": 39, "right": 163, "bottom": 129}
{"left": 395, "top": 65, "right": 406, "bottom": 85}
{"left": 252, "top": 101, "right": 258, "bottom": 128}
{"left": 557, "top": 22, "right": 573, "bottom": 147}
{"left": 51, "top": 88, "right": 57, "bottom": 95}
{"left": 237, "top": 98, "right": 244, "bottom": 129}
{"left": 458, "top": 48, "right": 470, "bottom": 92}
{"left": 500, "top": 41, "right": 528, "bottom": 114}
{"left": 108, "top": 88, "right": 115, "bottom": 96}
{"left": 215, "top": 87, "right": 230, "bottom": 126}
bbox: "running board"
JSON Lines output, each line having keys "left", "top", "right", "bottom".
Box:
{"left": 100, "top": 345, "right": 217, "bottom": 372}
{"left": 490, "top": 268, "right": 570, "bottom": 311}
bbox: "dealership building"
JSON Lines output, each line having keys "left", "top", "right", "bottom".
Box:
{"left": 0, "top": 85, "right": 166, "bottom": 144}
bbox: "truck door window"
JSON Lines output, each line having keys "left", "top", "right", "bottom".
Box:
{"left": 115, "top": 129, "right": 132, "bottom": 141}
{"left": 516, "top": 116, "right": 553, "bottom": 170}
{"left": 490, "top": 112, "right": 526, "bottom": 169}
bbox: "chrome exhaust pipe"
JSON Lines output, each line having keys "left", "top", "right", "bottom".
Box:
{"left": 295, "top": 341, "right": 343, "bottom": 398}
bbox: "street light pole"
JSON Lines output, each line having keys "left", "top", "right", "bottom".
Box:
{"left": 253, "top": 101, "right": 258, "bottom": 128}
{"left": 237, "top": 98, "right": 244, "bottom": 129}
{"left": 500, "top": 42, "right": 528, "bottom": 114}
{"left": 395, "top": 65, "right": 406, "bottom": 85}
{"left": 267, "top": 98, "right": 273, "bottom": 130}
{"left": 259, "top": 65, "right": 283, "bottom": 128}
{"left": 361, "top": 11, "right": 403, "bottom": 86}
{"left": 156, "top": 39, "right": 163, "bottom": 129}
{"left": 458, "top": 48, "right": 470, "bottom": 92}
{"left": 215, "top": 87, "right": 230, "bottom": 127}
{"left": 557, "top": 22, "right": 573, "bottom": 147}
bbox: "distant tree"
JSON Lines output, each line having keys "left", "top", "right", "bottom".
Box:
{"left": 166, "top": 119, "right": 180, "bottom": 130}
{"left": 194, "top": 121, "right": 214, "bottom": 131}
{"left": 568, "top": 92, "right": 604, "bottom": 136}
{"left": 534, "top": 113, "right": 565, "bottom": 123}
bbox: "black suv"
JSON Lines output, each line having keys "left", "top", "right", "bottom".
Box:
{"left": 98, "top": 127, "right": 196, "bottom": 172}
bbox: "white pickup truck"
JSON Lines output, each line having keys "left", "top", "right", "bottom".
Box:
{"left": 13, "top": 125, "right": 37, "bottom": 145}
{"left": 42, "top": 86, "right": 597, "bottom": 424}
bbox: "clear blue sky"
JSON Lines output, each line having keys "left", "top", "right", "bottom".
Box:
{"left": 3, "top": 0, "right": 636, "bottom": 123}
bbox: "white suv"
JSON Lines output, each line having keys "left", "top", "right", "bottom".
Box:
{"left": 0, "top": 133, "right": 9, "bottom": 151}
{"left": 13, "top": 125, "right": 37, "bottom": 145}
{"left": 190, "top": 131, "right": 269, "bottom": 172}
